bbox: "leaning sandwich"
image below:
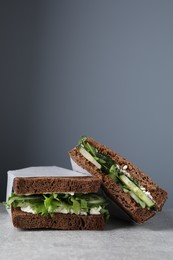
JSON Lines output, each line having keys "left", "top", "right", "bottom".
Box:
{"left": 5, "top": 166, "right": 109, "bottom": 230}
{"left": 69, "top": 136, "right": 168, "bottom": 224}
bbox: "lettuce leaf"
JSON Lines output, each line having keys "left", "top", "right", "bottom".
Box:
{"left": 5, "top": 192, "right": 109, "bottom": 220}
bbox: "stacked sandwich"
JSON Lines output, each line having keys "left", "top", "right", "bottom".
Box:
{"left": 69, "top": 136, "right": 168, "bottom": 224}
{"left": 5, "top": 167, "right": 109, "bottom": 230}
{"left": 5, "top": 136, "right": 168, "bottom": 229}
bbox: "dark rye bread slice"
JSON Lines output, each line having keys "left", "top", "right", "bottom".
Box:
{"left": 13, "top": 176, "right": 101, "bottom": 195}
{"left": 69, "top": 137, "right": 168, "bottom": 223}
{"left": 12, "top": 207, "right": 105, "bottom": 230}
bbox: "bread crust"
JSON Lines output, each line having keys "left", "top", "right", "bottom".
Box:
{"left": 13, "top": 176, "right": 101, "bottom": 195}
{"left": 12, "top": 207, "right": 105, "bottom": 230}
{"left": 69, "top": 137, "right": 168, "bottom": 223}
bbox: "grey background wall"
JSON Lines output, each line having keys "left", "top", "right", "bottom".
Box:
{"left": 0, "top": 0, "right": 172, "bottom": 207}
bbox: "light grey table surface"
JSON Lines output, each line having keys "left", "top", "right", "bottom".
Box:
{"left": 0, "top": 203, "right": 173, "bottom": 260}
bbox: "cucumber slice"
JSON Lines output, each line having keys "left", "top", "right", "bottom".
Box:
{"left": 83, "top": 194, "right": 106, "bottom": 206}
{"left": 119, "top": 174, "right": 155, "bottom": 208}
{"left": 78, "top": 146, "right": 101, "bottom": 169}
{"left": 129, "top": 191, "right": 146, "bottom": 208}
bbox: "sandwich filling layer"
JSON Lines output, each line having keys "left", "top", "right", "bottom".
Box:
{"left": 77, "top": 136, "right": 156, "bottom": 210}
{"left": 5, "top": 192, "right": 109, "bottom": 219}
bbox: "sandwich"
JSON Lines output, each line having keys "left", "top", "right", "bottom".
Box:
{"left": 69, "top": 136, "right": 168, "bottom": 223}
{"left": 5, "top": 166, "right": 109, "bottom": 230}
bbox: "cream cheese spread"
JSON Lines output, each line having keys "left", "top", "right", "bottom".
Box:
{"left": 20, "top": 205, "right": 102, "bottom": 215}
